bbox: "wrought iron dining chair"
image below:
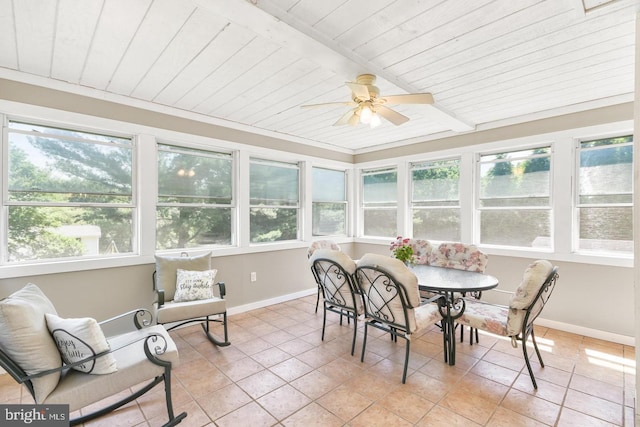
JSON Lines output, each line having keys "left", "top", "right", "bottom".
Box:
{"left": 309, "top": 248, "right": 362, "bottom": 355}
{"left": 355, "top": 253, "right": 442, "bottom": 383}
{"left": 308, "top": 240, "right": 342, "bottom": 313}
{"left": 455, "top": 260, "right": 559, "bottom": 389}
{"left": 429, "top": 242, "right": 489, "bottom": 344}
{"left": 0, "top": 283, "right": 186, "bottom": 426}
{"left": 153, "top": 252, "right": 229, "bottom": 347}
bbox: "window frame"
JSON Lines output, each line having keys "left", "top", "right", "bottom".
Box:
{"left": 573, "top": 134, "right": 633, "bottom": 257}
{"left": 475, "top": 144, "right": 554, "bottom": 250}
{"left": 311, "top": 166, "right": 348, "bottom": 237}
{"left": 360, "top": 166, "right": 398, "bottom": 238}
{"left": 2, "top": 117, "right": 137, "bottom": 265}
{"left": 155, "top": 142, "right": 236, "bottom": 251}
{"left": 249, "top": 157, "right": 301, "bottom": 244}
{"left": 409, "top": 157, "right": 462, "bottom": 242}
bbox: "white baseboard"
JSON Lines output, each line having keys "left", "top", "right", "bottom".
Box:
{"left": 227, "top": 288, "right": 317, "bottom": 316}
{"left": 536, "top": 318, "right": 634, "bottom": 347}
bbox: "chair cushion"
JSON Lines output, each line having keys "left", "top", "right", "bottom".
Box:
{"left": 155, "top": 252, "right": 211, "bottom": 301}
{"left": 429, "top": 242, "right": 488, "bottom": 273}
{"left": 413, "top": 303, "right": 441, "bottom": 332}
{"left": 155, "top": 297, "right": 226, "bottom": 324}
{"left": 509, "top": 260, "right": 554, "bottom": 309}
{"left": 358, "top": 253, "right": 421, "bottom": 308}
{"left": 43, "top": 325, "right": 178, "bottom": 412}
{"left": 407, "top": 239, "right": 432, "bottom": 265}
{"left": 45, "top": 313, "right": 117, "bottom": 375}
{"left": 174, "top": 269, "right": 218, "bottom": 302}
{"left": 309, "top": 249, "right": 361, "bottom": 314}
{"left": 307, "top": 240, "right": 340, "bottom": 258}
{"left": 456, "top": 300, "right": 511, "bottom": 337}
{"left": 0, "top": 284, "right": 61, "bottom": 403}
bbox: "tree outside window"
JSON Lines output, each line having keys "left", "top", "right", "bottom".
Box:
{"left": 156, "top": 144, "right": 233, "bottom": 250}
{"left": 6, "top": 121, "right": 133, "bottom": 262}
{"left": 250, "top": 159, "right": 299, "bottom": 243}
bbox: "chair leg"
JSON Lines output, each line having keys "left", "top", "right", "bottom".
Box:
{"left": 360, "top": 323, "right": 369, "bottom": 363}
{"left": 203, "top": 313, "right": 230, "bottom": 347}
{"left": 402, "top": 338, "right": 410, "bottom": 384}
{"left": 315, "top": 285, "right": 321, "bottom": 313}
{"left": 321, "top": 305, "right": 328, "bottom": 341}
{"left": 350, "top": 315, "right": 358, "bottom": 356}
{"left": 531, "top": 329, "right": 544, "bottom": 366}
{"left": 521, "top": 332, "right": 539, "bottom": 389}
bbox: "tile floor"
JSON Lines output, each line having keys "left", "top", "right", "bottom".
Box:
{"left": 0, "top": 294, "right": 635, "bottom": 426}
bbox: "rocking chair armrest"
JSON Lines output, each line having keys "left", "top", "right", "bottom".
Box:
{"left": 156, "top": 289, "right": 165, "bottom": 308}
{"left": 215, "top": 281, "right": 226, "bottom": 298}
{"left": 21, "top": 332, "right": 166, "bottom": 382}
{"left": 99, "top": 308, "right": 155, "bottom": 330}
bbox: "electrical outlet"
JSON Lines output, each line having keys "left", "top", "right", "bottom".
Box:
{"left": 250, "top": 272, "right": 257, "bottom": 282}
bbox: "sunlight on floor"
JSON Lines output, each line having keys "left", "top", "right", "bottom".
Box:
{"left": 585, "top": 348, "right": 636, "bottom": 374}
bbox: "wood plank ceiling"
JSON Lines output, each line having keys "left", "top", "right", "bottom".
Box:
{"left": 0, "top": 0, "right": 637, "bottom": 153}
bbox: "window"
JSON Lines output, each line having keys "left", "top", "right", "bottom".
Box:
{"left": 411, "top": 159, "right": 460, "bottom": 241}
{"left": 5, "top": 120, "right": 134, "bottom": 262}
{"left": 576, "top": 135, "right": 633, "bottom": 255}
{"left": 156, "top": 144, "right": 233, "bottom": 250}
{"left": 250, "top": 158, "right": 299, "bottom": 243}
{"left": 312, "top": 167, "right": 347, "bottom": 236}
{"left": 361, "top": 167, "right": 397, "bottom": 237}
{"left": 478, "top": 147, "right": 551, "bottom": 248}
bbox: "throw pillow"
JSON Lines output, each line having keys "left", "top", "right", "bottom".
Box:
{"left": 45, "top": 313, "right": 117, "bottom": 375}
{"left": 155, "top": 252, "right": 212, "bottom": 300}
{"left": 509, "top": 260, "right": 554, "bottom": 309}
{"left": 174, "top": 269, "right": 218, "bottom": 302}
{"left": 0, "top": 283, "right": 61, "bottom": 403}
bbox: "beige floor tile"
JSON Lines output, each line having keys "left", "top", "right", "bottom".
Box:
{"left": 214, "top": 401, "right": 277, "bottom": 427}
{"left": 486, "top": 406, "right": 549, "bottom": 427}
{"left": 563, "top": 389, "right": 623, "bottom": 425}
{"left": 416, "top": 404, "right": 483, "bottom": 426}
{"left": 316, "top": 384, "right": 373, "bottom": 422}
{"left": 501, "top": 388, "right": 562, "bottom": 425}
{"left": 235, "top": 369, "right": 286, "bottom": 399}
{"left": 257, "top": 384, "right": 312, "bottom": 420}
{"left": 281, "top": 402, "right": 343, "bottom": 427}
{"left": 438, "top": 387, "right": 499, "bottom": 425}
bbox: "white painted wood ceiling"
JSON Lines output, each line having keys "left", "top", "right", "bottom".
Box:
{"left": 0, "top": 0, "right": 637, "bottom": 153}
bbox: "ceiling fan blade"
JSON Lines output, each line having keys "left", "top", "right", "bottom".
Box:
{"left": 377, "top": 106, "right": 410, "bottom": 126}
{"left": 380, "top": 93, "right": 434, "bottom": 105}
{"left": 348, "top": 112, "right": 360, "bottom": 126}
{"left": 301, "top": 101, "right": 357, "bottom": 109}
{"left": 345, "top": 82, "right": 371, "bottom": 101}
{"left": 334, "top": 109, "right": 356, "bottom": 126}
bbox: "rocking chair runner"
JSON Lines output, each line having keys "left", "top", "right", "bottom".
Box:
{"left": 0, "top": 283, "right": 186, "bottom": 426}
{"left": 153, "top": 252, "right": 230, "bottom": 347}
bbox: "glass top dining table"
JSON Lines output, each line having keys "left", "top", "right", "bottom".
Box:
{"left": 408, "top": 264, "right": 499, "bottom": 366}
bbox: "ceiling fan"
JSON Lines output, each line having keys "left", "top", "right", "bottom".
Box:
{"left": 301, "top": 74, "right": 434, "bottom": 128}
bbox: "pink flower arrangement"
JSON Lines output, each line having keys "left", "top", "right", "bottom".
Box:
{"left": 390, "top": 236, "right": 415, "bottom": 265}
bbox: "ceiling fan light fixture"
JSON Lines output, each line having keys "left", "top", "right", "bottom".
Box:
{"left": 369, "top": 112, "right": 381, "bottom": 128}
{"left": 360, "top": 105, "right": 373, "bottom": 124}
